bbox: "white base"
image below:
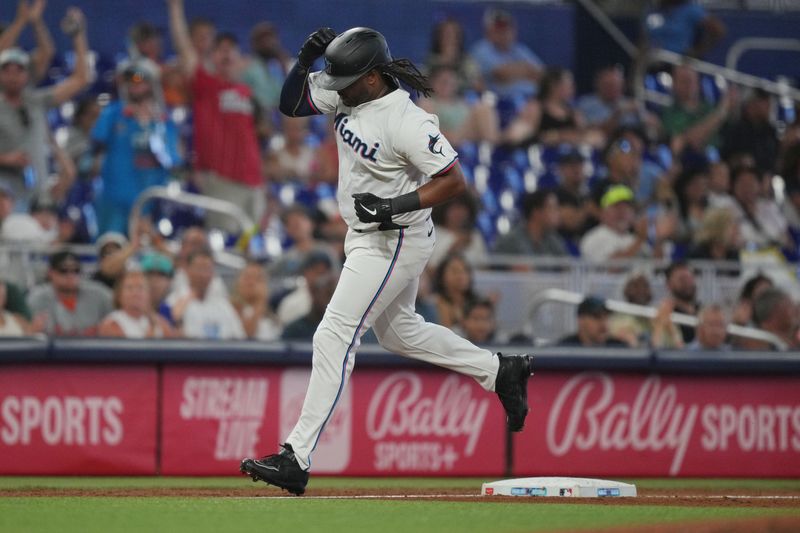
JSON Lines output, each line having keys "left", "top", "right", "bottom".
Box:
{"left": 481, "top": 477, "right": 637, "bottom": 498}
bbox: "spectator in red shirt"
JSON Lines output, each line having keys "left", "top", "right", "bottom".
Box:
{"left": 166, "top": 0, "right": 265, "bottom": 233}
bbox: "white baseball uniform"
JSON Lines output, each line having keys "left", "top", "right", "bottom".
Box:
{"left": 285, "top": 75, "right": 500, "bottom": 470}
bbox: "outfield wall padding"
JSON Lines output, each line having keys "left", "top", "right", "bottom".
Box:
{"left": 1, "top": 340, "right": 799, "bottom": 477}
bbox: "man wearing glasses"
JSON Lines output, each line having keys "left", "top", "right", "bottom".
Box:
{"left": 0, "top": 7, "right": 91, "bottom": 210}
{"left": 27, "top": 250, "right": 112, "bottom": 336}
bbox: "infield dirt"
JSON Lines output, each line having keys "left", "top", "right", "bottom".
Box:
{"left": 3, "top": 485, "right": 800, "bottom": 509}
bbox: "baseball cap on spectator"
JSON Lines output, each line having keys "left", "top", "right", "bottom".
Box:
{"left": 557, "top": 144, "right": 585, "bottom": 165}
{"left": 49, "top": 250, "right": 81, "bottom": 272}
{"left": 96, "top": 232, "right": 128, "bottom": 258}
{"left": 129, "top": 21, "right": 161, "bottom": 44}
{"left": 0, "top": 47, "right": 30, "bottom": 69}
{"left": 29, "top": 195, "right": 59, "bottom": 214}
{"left": 140, "top": 252, "right": 174, "bottom": 276}
{"left": 483, "top": 8, "right": 514, "bottom": 28}
{"left": 577, "top": 296, "right": 609, "bottom": 317}
{"left": 301, "top": 249, "right": 333, "bottom": 272}
{"left": 600, "top": 185, "right": 634, "bottom": 209}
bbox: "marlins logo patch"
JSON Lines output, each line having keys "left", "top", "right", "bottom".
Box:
{"left": 428, "top": 134, "right": 445, "bottom": 156}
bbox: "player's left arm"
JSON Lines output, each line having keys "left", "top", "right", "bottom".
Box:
{"left": 414, "top": 162, "right": 466, "bottom": 208}
{"left": 352, "top": 159, "right": 466, "bottom": 227}
{"left": 352, "top": 165, "right": 465, "bottom": 229}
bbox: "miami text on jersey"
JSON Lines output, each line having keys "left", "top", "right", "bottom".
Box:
{"left": 334, "top": 112, "right": 380, "bottom": 162}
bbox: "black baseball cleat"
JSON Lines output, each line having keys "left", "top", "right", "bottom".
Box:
{"left": 494, "top": 353, "right": 534, "bottom": 432}
{"left": 240, "top": 443, "right": 309, "bottom": 496}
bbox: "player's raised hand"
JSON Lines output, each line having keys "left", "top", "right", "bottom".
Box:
{"left": 297, "top": 27, "right": 336, "bottom": 69}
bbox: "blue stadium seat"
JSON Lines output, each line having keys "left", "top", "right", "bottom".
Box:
{"left": 457, "top": 141, "right": 479, "bottom": 169}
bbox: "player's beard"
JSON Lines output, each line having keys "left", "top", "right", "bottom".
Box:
{"left": 338, "top": 85, "right": 371, "bottom": 107}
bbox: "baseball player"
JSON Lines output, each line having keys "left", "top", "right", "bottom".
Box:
{"left": 241, "top": 27, "right": 533, "bottom": 495}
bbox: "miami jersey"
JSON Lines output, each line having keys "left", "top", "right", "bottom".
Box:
{"left": 307, "top": 72, "right": 459, "bottom": 231}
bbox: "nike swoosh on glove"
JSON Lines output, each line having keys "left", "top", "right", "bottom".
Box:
{"left": 352, "top": 193, "right": 392, "bottom": 223}
{"left": 352, "top": 193, "right": 405, "bottom": 230}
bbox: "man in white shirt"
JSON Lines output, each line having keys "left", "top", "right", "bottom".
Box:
{"left": 580, "top": 185, "right": 670, "bottom": 263}
{"left": 173, "top": 248, "right": 244, "bottom": 340}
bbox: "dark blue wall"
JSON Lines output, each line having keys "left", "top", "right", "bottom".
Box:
{"left": 2, "top": 2, "right": 798, "bottom": 95}
{"left": 1, "top": 1, "right": 575, "bottom": 70}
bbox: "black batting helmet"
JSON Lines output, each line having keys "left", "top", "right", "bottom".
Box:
{"left": 316, "top": 27, "right": 392, "bottom": 91}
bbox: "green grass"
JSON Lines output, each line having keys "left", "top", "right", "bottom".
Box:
{"left": 1, "top": 477, "right": 799, "bottom": 533}
{"left": 1, "top": 498, "right": 797, "bottom": 533}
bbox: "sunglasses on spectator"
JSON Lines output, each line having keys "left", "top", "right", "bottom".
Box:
{"left": 123, "top": 70, "right": 148, "bottom": 84}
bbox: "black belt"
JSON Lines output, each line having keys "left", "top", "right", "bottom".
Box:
{"left": 352, "top": 216, "right": 429, "bottom": 233}
{"left": 353, "top": 222, "right": 407, "bottom": 233}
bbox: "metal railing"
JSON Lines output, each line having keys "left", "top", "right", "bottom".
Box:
{"left": 472, "top": 255, "right": 799, "bottom": 342}
{"left": 575, "top": 0, "right": 638, "bottom": 56}
{"left": 725, "top": 37, "right": 800, "bottom": 71}
{"left": 641, "top": 48, "right": 800, "bottom": 105}
{"left": 528, "top": 287, "right": 788, "bottom": 350}
{"left": 0, "top": 242, "right": 98, "bottom": 288}
{"left": 128, "top": 185, "right": 254, "bottom": 271}
{"left": 576, "top": 0, "right": 800, "bottom": 106}
{"left": 1, "top": 187, "right": 257, "bottom": 288}
{"left": 128, "top": 185, "right": 254, "bottom": 238}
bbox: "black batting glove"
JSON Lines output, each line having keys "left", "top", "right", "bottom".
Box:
{"left": 352, "top": 193, "right": 393, "bottom": 223}
{"left": 297, "top": 27, "right": 336, "bottom": 69}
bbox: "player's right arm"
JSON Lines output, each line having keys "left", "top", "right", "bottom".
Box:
{"left": 279, "top": 28, "right": 337, "bottom": 117}
{"left": 166, "top": 0, "right": 198, "bottom": 76}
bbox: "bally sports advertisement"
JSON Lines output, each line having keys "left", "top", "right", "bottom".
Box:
{"left": 1, "top": 365, "right": 799, "bottom": 476}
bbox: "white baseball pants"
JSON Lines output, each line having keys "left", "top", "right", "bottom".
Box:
{"left": 286, "top": 219, "right": 499, "bottom": 470}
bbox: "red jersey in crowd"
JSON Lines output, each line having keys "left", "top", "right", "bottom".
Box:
{"left": 191, "top": 66, "right": 263, "bottom": 187}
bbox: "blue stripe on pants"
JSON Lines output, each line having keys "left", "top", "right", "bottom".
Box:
{"left": 307, "top": 229, "right": 405, "bottom": 467}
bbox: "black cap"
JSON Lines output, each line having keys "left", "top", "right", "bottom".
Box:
{"left": 301, "top": 250, "right": 333, "bottom": 272}
{"left": 577, "top": 296, "right": 609, "bottom": 317}
{"left": 49, "top": 250, "right": 81, "bottom": 270}
{"left": 557, "top": 144, "right": 585, "bottom": 164}
{"left": 484, "top": 8, "right": 514, "bottom": 28}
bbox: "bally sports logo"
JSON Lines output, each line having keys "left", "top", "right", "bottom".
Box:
{"left": 366, "top": 372, "right": 489, "bottom": 472}
{"left": 179, "top": 377, "right": 268, "bottom": 461}
{"left": 1, "top": 396, "right": 123, "bottom": 446}
{"left": 546, "top": 373, "right": 800, "bottom": 475}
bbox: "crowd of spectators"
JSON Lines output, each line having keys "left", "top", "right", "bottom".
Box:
{"left": 1, "top": 1, "right": 799, "bottom": 351}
